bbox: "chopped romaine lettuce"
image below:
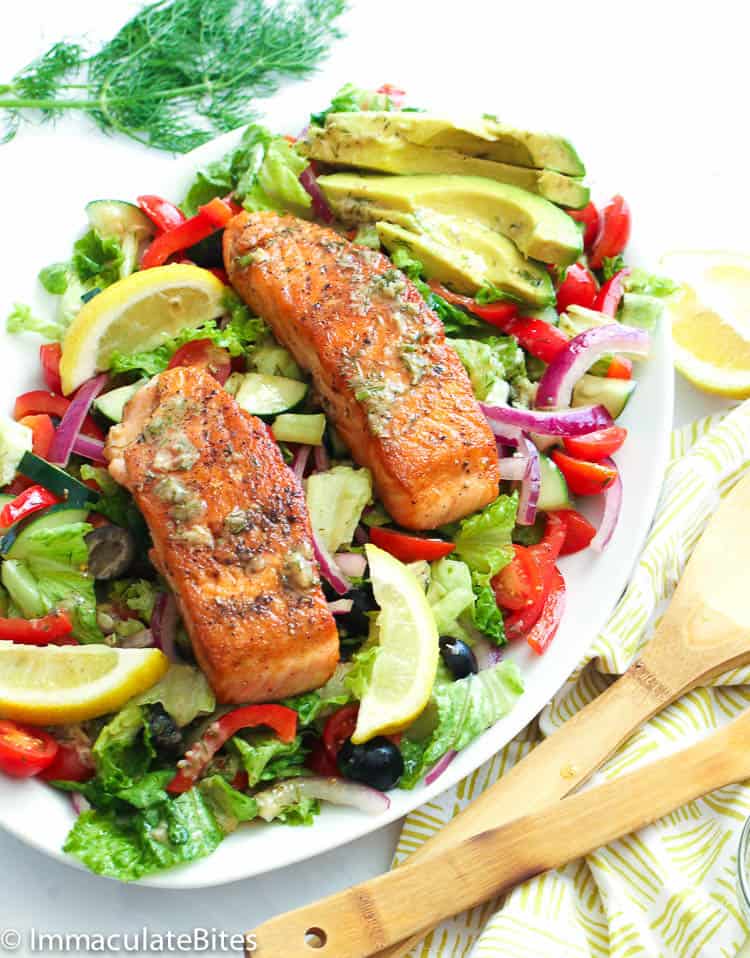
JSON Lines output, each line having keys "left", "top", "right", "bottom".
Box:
{"left": 0, "top": 417, "right": 32, "bottom": 486}
{"left": 400, "top": 660, "right": 524, "bottom": 788}
{"left": 451, "top": 337, "right": 525, "bottom": 403}
{"left": 344, "top": 644, "right": 380, "bottom": 700}
{"left": 133, "top": 664, "right": 215, "bottom": 727}
{"left": 624, "top": 268, "right": 680, "bottom": 297}
{"left": 474, "top": 283, "right": 522, "bottom": 306}
{"left": 6, "top": 302, "right": 67, "bottom": 342}
{"left": 281, "top": 674, "right": 351, "bottom": 725}
{"left": 72, "top": 229, "right": 124, "bottom": 288}
{"left": 426, "top": 557, "right": 474, "bottom": 640}
{"left": 453, "top": 493, "right": 518, "bottom": 587}
{"left": 232, "top": 733, "right": 307, "bottom": 787}
{"left": 108, "top": 578, "right": 158, "bottom": 623}
{"left": 472, "top": 583, "right": 506, "bottom": 645}
{"left": 92, "top": 703, "right": 154, "bottom": 792}
{"left": 304, "top": 465, "right": 372, "bottom": 552}
{"left": 253, "top": 780, "right": 321, "bottom": 826}
{"left": 198, "top": 776, "right": 259, "bottom": 834}
{"left": 38, "top": 262, "right": 69, "bottom": 295}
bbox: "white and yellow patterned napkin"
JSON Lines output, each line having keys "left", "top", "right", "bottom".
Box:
{"left": 393, "top": 400, "right": 750, "bottom": 958}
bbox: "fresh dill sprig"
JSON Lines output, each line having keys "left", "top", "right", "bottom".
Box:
{"left": 0, "top": 0, "right": 346, "bottom": 151}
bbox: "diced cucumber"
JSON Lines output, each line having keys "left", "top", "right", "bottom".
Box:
{"left": 537, "top": 453, "right": 572, "bottom": 511}
{"left": 251, "top": 343, "right": 303, "bottom": 381}
{"left": 94, "top": 380, "right": 147, "bottom": 422}
{"left": 5, "top": 505, "right": 90, "bottom": 561}
{"left": 304, "top": 465, "right": 373, "bottom": 552}
{"left": 572, "top": 375, "right": 636, "bottom": 420}
{"left": 558, "top": 304, "right": 610, "bottom": 339}
{"left": 0, "top": 418, "right": 33, "bottom": 487}
{"left": 272, "top": 413, "right": 326, "bottom": 445}
{"left": 18, "top": 452, "right": 99, "bottom": 506}
{"left": 235, "top": 374, "right": 308, "bottom": 416}
{"left": 85, "top": 200, "right": 154, "bottom": 241}
{"left": 1, "top": 560, "right": 44, "bottom": 617}
{"left": 618, "top": 293, "right": 663, "bottom": 332}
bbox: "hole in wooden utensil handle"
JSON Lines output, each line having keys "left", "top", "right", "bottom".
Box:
{"left": 305, "top": 928, "right": 327, "bottom": 949}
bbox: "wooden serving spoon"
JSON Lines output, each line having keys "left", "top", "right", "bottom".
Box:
{"left": 251, "top": 706, "right": 750, "bottom": 957}
{"left": 250, "top": 469, "right": 750, "bottom": 958}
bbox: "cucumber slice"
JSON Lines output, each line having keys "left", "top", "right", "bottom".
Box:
{"left": 1, "top": 560, "right": 44, "bottom": 617}
{"left": 95, "top": 380, "right": 146, "bottom": 422}
{"left": 18, "top": 452, "right": 99, "bottom": 506}
{"left": 235, "top": 374, "right": 308, "bottom": 416}
{"left": 272, "top": 413, "right": 326, "bottom": 445}
{"left": 572, "top": 375, "right": 636, "bottom": 420}
{"left": 85, "top": 200, "right": 154, "bottom": 241}
{"left": 251, "top": 343, "right": 303, "bottom": 381}
{"left": 537, "top": 453, "right": 572, "bottom": 511}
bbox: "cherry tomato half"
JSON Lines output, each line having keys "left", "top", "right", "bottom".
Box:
{"left": 551, "top": 450, "right": 618, "bottom": 495}
{"left": 0, "top": 720, "right": 58, "bottom": 778}
{"left": 322, "top": 704, "right": 359, "bottom": 760}
{"left": 566, "top": 202, "right": 600, "bottom": 251}
{"left": 38, "top": 741, "right": 95, "bottom": 783}
{"left": 589, "top": 195, "right": 631, "bottom": 270}
{"left": 167, "top": 339, "right": 232, "bottom": 385}
{"left": 526, "top": 567, "right": 566, "bottom": 655}
{"left": 504, "top": 514, "right": 566, "bottom": 640}
{"left": 491, "top": 544, "right": 542, "bottom": 612}
{"left": 555, "top": 263, "right": 598, "bottom": 314}
{"left": 554, "top": 509, "right": 597, "bottom": 555}
{"left": 563, "top": 426, "right": 628, "bottom": 462}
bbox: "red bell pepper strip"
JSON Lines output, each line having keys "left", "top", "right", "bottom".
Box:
{"left": 0, "top": 720, "right": 59, "bottom": 778}
{"left": 554, "top": 509, "right": 597, "bottom": 555}
{"left": 551, "top": 450, "right": 618, "bottom": 496}
{"left": 13, "top": 391, "right": 104, "bottom": 441}
{"left": 39, "top": 343, "right": 63, "bottom": 394}
{"left": 0, "top": 484, "right": 60, "bottom": 527}
{"left": 369, "top": 526, "right": 455, "bottom": 563}
{"left": 17, "top": 415, "right": 55, "bottom": 459}
{"left": 594, "top": 267, "right": 632, "bottom": 317}
{"left": 607, "top": 356, "right": 633, "bottom": 380}
{"left": 199, "top": 196, "right": 241, "bottom": 228}
{"left": 566, "top": 202, "right": 600, "bottom": 251}
{"left": 526, "top": 567, "right": 566, "bottom": 655}
{"left": 167, "top": 704, "right": 298, "bottom": 794}
{"left": 141, "top": 212, "right": 215, "bottom": 269}
{"left": 589, "top": 196, "right": 631, "bottom": 270}
{"left": 137, "top": 194, "right": 186, "bottom": 233}
{"left": 0, "top": 610, "right": 74, "bottom": 646}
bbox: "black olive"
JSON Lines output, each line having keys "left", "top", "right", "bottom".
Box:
{"left": 439, "top": 636, "right": 478, "bottom": 680}
{"left": 184, "top": 229, "right": 225, "bottom": 269}
{"left": 337, "top": 736, "right": 404, "bottom": 791}
{"left": 336, "top": 583, "right": 377, "bottom": 640}
{"left": 147, "top": 704, "right": 183, "bottom": 758}
{"left": 85, "top": 526, "right": 136, "bottom": 580}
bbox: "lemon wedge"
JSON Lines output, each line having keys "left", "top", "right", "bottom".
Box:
{"left": 351, "top": 544, "right": 439, "bottom": 745}
{"left": 661, "top": 250, "right": 750, "bottom": 398}
{"left": 0, "top": 643, "right": 169, "bottom": 725}
{"left": 60, "top": 263, "right": 227, "bottom": 394}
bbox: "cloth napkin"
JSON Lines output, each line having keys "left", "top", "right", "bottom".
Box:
{"left": 393, "top": 400, "right": 750, "bottom": 958}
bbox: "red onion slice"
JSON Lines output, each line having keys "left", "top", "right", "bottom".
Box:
{"left": 590, "top": 456, "right": 622, "bottom": 552}
{"left": 254, "top": 776, "right": 390, "bottom": 819}
{"left": 312, "top": 528, "right": 351, "bottom": 595}
{"left": 498, "top": 456, "right": 529, "bottom": 482}
{"left": 48, "top": 374, "right": 108, "bottom": 467}
{"left": 300, "top": 166, "right": 334, "bottom": 224}
{"left": 335, "top": 552, "right": 367, "bottom": 578}
{"left": 313, "top": 443, "right": 330, "bottom": 473}
{"left": 327, "top": 598, "right": 354, "bottom": 615}
{"left": 517, "top": 435, "right": 541, "bottom": 525}
{"left": 536, "top": 325, "right": 649, "bottom": 409}
{"left": 71, "top": 434, "right": 107, "bottom": 464}
{"left": 481, "top": 401, "right": 613, "bottom": 437}
{"left": 152, "top": 592, "right": 179, "bottom": 662}
{"left": 290, "top": 444, "right": 312, "bottom": 481}
{"left": 424, "top": 749, "right": 457, "bottom": 785}
{"left": 71, "top": 792, "right": 91, "bottom": 816}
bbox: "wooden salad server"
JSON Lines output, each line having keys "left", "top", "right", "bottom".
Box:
{"left": 249, "top": 469, "right": 750, "bottom": 957}
{"left": 251, "top": 705, "right": 750, "bottom": 957}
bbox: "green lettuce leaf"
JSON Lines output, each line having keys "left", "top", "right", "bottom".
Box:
{"left": 116, "top": 770, "right": 173, "bottom": 809}
{"left": 400, "top": 661, "right": 524, "bottom": 788}
{"left": 38, "top": 262, "right": 69, "bottom": 295}
{"left": 92, "top": 703, "right": 154, "bottom": 792}
{"left": 475, "top": 283, "right": 523, "bottom": 305}
{"left": 198, "top": 775, "right": 259, "bottom": 834}
{"left": 453, "top": 493, "right": 518, "bottom": 586}
{"left": 232, "top": 733, "right": 307, "bottom": 787}
{"left": 624, "top": 268, "right": 680, "bottom": 297}
{"left": 133, "top": 664, "right": 215, "bottom": 727}
{"left": 72, "top": 229, "right": 124, "bottom": 288}
{"left": 310, "top": 82, "right": 399, "bottom": 126}
{"left": 426, "top": 557, "right": 474, "bottom": 640}
{"left": 108, "top": 578, "right": 158, "bottom": 623}
{"left": 6, "top": 302, "right": 67, "bottom": 341}
{"left": 472, "top": 583, "right": 506, "bottom": 645}
{"left": 451, "top": 337, "right": 525, "bottom": 403}
{"left": 344, "top": 645, "right": 380, "bottom": 700}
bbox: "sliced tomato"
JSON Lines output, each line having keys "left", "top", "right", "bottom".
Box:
{"left": 526, "top": 567, "right": 566, "bottom": 655}
{"left": 589, "top": 195, "right": 631, "bottom": 270}
{"left": 167, "top": 339, "right": 232, "bottom": 386}
{"left": 322, "top": 704, "right": 359, "bottom": 760}
{"left": 307, "top": 738, "right": 340, "bottom": 777}
{"left": 554, "top": 509, "right": 597, "bottom": 555}
{"left": 167, "top": 704, "right": 298, "bottom": 794}
{"left": 0, "top": 720, "right": 58, "bottom": 778}
{"left": 491, "top": 544, "right": 542, "bottom": 612}
{"left": 39, "top": 343, "right": 63, "bottom": 394}
{"left": 555, "top": 263, "right": 598, "bottom": 313}
{"left": 551, "top": 450, "right": 618, "bottom": 496}
{"left": 607, "top": 356, "right": 633, "bottom": 380}
{"left": 566, "top": 202, "right": 600, "bottom": 250}
{"left": 18, "top": 414, "right": 55, "bottom": 459}
{"left": 368, "top": 526, "right": 455, "bottom": 562}
{"left": 39, "top": 741, "right": 95, "bottom": 782}
{"left": 563, "top": 426, "right": 627, "bottom": 461}
{"left": 504, "top": 514, "right": 566, "bottom": 639}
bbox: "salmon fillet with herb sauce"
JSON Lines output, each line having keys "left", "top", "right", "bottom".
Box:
{"left": 224, "top": 212, "right": 500, "bottom": 529}
{"left": 105, "top": 366, "right": 339, "bottom": 704}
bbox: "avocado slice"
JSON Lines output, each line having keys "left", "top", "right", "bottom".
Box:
{"left": 305, "top": 127, "right": 589, "bottom": 209}
{"left": 318, "top": 172, "right": 583, "bottom": 267}
{"left": 320, "top": 112, "right": 585, "bottom": 177}
{"left": 376, "top": 217, "right": 555, "bottom": 306}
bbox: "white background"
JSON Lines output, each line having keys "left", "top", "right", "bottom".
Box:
{"left": 0, "top": 1, "right": 746, "bottom": 954}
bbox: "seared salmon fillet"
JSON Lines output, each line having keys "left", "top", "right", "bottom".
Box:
{"left": 105, "top": 367, "right": 339, "bottom": 704}
{"left": 224, "top": 212, "right": 500, "bottom": 529}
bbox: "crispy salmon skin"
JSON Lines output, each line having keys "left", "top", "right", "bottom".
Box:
{"left": 105, "top": 366, "right": 338, "bottom": 704}
{"left": 224, "top": 211, "right": 500, "bottom": 529}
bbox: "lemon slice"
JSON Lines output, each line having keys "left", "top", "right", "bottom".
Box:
{"left": 351, "top": 544, "right": 439, "bottom": 744}
{"left": 60, "top": 263, "right": 227, "bottom": 394}
{"left": 661, "top": 250, "right": 750, "bottom": 398}
{"left": 0, "top": 643, "right": 168, "bottom": 725}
